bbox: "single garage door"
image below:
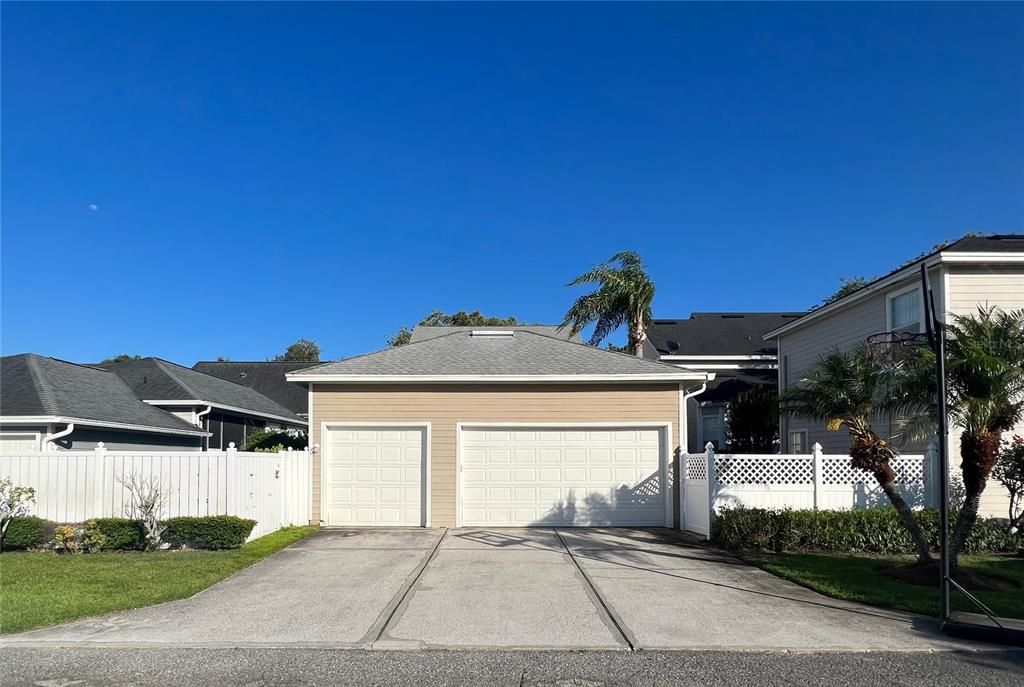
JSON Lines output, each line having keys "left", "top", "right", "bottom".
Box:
{"left": 322, "top": 425, "right": 427, "bottom": 526}
{"left": 460, "top": 426, "right": 665, "bottom": 527}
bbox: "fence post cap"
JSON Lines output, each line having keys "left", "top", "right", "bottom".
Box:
{"left": 96, "top": 442, "right": 105, "bottom": 449}
{"left": 812, "top": 442, "right": 823, "bottom": 451}
{"left": 704, "top": 442, "right": 715, "bottom": 450}
{"left": 228, "top": 442, "right": 236, "bottom": 449}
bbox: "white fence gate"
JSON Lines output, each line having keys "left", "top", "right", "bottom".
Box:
{"left": 681, "top": 442, "right": 938, "bottom": 539}
{"left": 0, "top": 444, "right": 313, "bottom": 540}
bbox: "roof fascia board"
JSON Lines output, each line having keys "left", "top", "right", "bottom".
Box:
{"left": 0, "top": 415, "right": 209, "bottom": 437}
{"left": 286, "top": 373, "right": 714, "bottom": 383}
{"left": 763, "top": 255, "right": 942, "bottom": 340}
{"left": 142, "top": 399, "right": 305, "bottom": 426}
{"left": 658, "top": 354, "right": 777, "bottom": 361}
{"left": 764, "top": 250, "right": 1024, "bottom": 340}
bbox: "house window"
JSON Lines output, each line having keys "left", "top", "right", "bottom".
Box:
{"left": 701, "top": 407, "right": 725, "bottom": 450}
{"left": 887, "top": 287, "right": 922, "bottom": 334}
{"left": 789, "top": 430, "right": 807, "bottom": 455}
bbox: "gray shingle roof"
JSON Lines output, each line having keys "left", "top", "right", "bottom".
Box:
{"left": 0, "top": 354, "right": 206, "bottom": 434}
{"left": 644, "top": 312, "right": 806, "bottom": 357}
{"left": 289, "top": 330, "right": 706, "bottom": 380}
{"left": 192, "top": 361, "right": 310, "bottom": 415}
{"left": 409, "top": 325, "right": 583, "bottom": 344}
{"left": 99, "top": 358, "right": 304, "bottom": 423}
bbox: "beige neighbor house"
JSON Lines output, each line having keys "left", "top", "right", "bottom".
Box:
{"left": 764, "top": 234, "right": 1024, "bottom": 518}
{"left": 286, "top": 328, "right": 711, "bottom": 529}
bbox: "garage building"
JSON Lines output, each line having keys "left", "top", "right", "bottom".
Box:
{"left": 287, "top": 328, "right": 710, "bottom": 529}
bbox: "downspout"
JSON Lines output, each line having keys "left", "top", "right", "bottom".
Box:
{"left": 679, "top": 381, "right": 710, "bottom": 455}
{"left": 44, "top": 423, "right": 75, "bottom": 450}
{"left": 195, "top": 406, "right": 212, "bottom": 450}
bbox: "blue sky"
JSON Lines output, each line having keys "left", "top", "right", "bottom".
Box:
{"left": 2, "top": 3, "right": 1022, "bottom": 363}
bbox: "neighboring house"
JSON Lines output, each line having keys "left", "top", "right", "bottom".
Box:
{"left": 765, "top": 233, "right": 1024, "bottom": 516}
{"left": 99, "top": 358, "right": 306, "bottom": 450}
{"left": 192, "top": 361, "right": 312, "bottom": 419}
{"left": 0, "top": 354, "right": 208, "bottom": 452}
{"left": 287, "top": 328, "right": 711, "bottom": 529}
{"left": 408, "top": 325, "right": 584, "bottom": 343}
{"left": 644, "top": 312, "right": 805, "bottom": 453}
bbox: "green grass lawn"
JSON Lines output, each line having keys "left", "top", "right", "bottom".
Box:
{"left": 748, "top": 551, "right": 1024, "bottom": 619}
{"left": 0, "top": 525, "right": 316, "bottom": 635}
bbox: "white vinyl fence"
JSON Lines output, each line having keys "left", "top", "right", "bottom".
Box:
{"left": 0, "top": 444, "right": 313, "bottom": 540}
{"left": 681, "top": 442, "right": 939, "bottom": 538}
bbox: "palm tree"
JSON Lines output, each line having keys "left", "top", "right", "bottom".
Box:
{"left": 891, "top": 307, "right": 1024, "bottom": 571}
{"left": 780, "top": 348, "right": 933, "bottom": 564}
{"left": 560, "top": 251, "right": 655, "bottom": 356}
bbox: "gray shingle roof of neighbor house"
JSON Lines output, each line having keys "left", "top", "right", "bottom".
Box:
{"left": 192, "top": 361, "right": 311, "bottom": 416}
{"left": 409, "top": 325, "right": 584, "bottom": 344}
{"left": 97, "top": 358, "right": 305, "bottom": 424}
{"left": 644, "top": 312, "right": 806, "bottom": 357}
{"left": 287, "top": 330, "right": 710, "bottom": 382}
{"left": 762, "top": 233, "right": 1024, "bottom": 340}
{"left": 0, "top": 353, "right": 207, "bottom": 435}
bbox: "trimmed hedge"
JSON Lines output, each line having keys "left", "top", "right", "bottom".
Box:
{"left": 2, "top": 516, "right": 55, "bottom": 551}
{"left": 83, "top": 518, "right": 145, "bottom": 552}
{"left": 163, "top": 515, "right": 256, "bottom": 550}
{"left": 712, "top": 506, "right": 1022, "bottom": 555}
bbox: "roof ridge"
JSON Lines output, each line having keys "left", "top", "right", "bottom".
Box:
{"left": 512, "top": 330, "right": 703, "bottom": 373}
{"left": 292, "top": 329, "right": 469, "bottom": 375}
{"left": 24, "top": 354, "right": 58, "bottom": 415}
{"left": 152, "top": 358, "right": 202, "bottom": 399}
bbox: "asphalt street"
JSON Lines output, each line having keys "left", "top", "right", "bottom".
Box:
{"left": 3, "top": 647, "right": 1023, "bottom": 686}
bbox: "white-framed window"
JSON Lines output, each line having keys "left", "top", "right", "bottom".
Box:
{"left": 789, "top": 430, "right": 807, "bottom": 455}
{"left": 700, "top": 406, "right": 725, "bottom": 450}
{"left": 886, "top": 285, "right": 923, "bottom": 334}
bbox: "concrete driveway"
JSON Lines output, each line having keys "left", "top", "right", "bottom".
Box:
{"left": 2, "top": 528, "right": 980, "bottom": 651}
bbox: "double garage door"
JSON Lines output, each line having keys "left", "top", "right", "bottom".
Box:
{"left": 322, "top": 424, "right": 666, "bottom": 527}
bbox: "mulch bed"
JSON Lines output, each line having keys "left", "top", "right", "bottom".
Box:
{"left": 882, "top": 561, "right": 1018, "bottom": 592}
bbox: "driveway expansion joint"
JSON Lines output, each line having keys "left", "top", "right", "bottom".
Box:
{"left": 553, "top": 528, "right": 637, "bottom": 651}
{"left": 365, "top": 528, "right": 448, "bottom": 647}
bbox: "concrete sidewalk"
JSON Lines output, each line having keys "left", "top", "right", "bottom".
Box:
{"left": 1, "top": 527, "right": 985, "bottom": 652}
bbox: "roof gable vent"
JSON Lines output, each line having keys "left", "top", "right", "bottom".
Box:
{"left": 470, "top": 330, "right": 515, "bottom": 337}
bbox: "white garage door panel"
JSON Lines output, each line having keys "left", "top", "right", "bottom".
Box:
{"left": 460, "top": 427, "right": 664, "bottom": 527}
{"left": 324, "top": 427, "right": 425, "bottom": 526}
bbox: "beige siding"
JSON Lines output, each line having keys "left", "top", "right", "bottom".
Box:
{"left": 779, "top": 265, "right": 1021, "bottom": 518}
{"left": 946, "top": 267, "right": 1024, "bottom": 517}
{"left": 779, "top": 268, "right": 945, "bottom": 454}
{"left": 310, "top": 384, "right": 681, "bottom": 528}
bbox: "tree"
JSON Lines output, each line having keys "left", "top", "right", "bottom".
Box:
{"left": 605, "top": 342, "right": 630, "bottom": 354}
{"left": 216, "top": 356, "right": 231, "bottom": 362}
{"left": 387, "top": 311, "right": 520, "bottom": 347}
{"left": 101, "top": 354, "right": 142, "bottom": 364}
{"left": 818, "top": 277, "right": 871, "bottom": 307}
{"left": 780, "top": 348, "right": 933, "bottom": 564}
{"left": 0, "top": 479, "right": 36, "bottom": 552}
{"left": 560, "top": 251, "right": 655, "bottom": 356}
{"left": 891, "top": 307, "right": 1024, "bottom": 570}
{"left": 726, "top": 385, "right": 780, "bottom": 453}
{"left": 993, "top": 435, "right": 1024, "bottom": 533}
{"left": 273, "top": 339, "right": 321, "bottom": 362}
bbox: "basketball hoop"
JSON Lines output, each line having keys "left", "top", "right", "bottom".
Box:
{"left": 865, "top": 330, "right": 931, "bottom": 362}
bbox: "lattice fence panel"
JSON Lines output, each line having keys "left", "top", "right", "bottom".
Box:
{"left": 684, "top": 455, "right": 707, "bottom": 481}
{"left": 821, "top": 456, "right": 927, "bottom": 485}
{"left": 714, "top": 455, "right": 814, "bottom": 485}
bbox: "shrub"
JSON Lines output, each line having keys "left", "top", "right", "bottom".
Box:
{"left": 712, "top": 506, "right": 1022, "bottom": 555}
{"left": 2, "top": 516, "right": 55, "bottom": 551}
{"left": 244, "top": 428, "right": 306, "bottom": 452}
{"left": 83, "top": 518, "right": 145, "bottom": 552}
{"left": 51, "top": 524, "right": 83, "bottom": 553}
{"left": 162, "top": 516, "right": 256, "bottom": 550}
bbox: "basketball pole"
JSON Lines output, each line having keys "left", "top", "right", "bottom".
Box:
{"left": 921, "top": 263, "right": 951, "bottom": 622}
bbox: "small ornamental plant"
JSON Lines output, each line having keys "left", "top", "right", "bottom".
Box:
{"left": 993, "top": 435, "right": 1024, "bottom": 533}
